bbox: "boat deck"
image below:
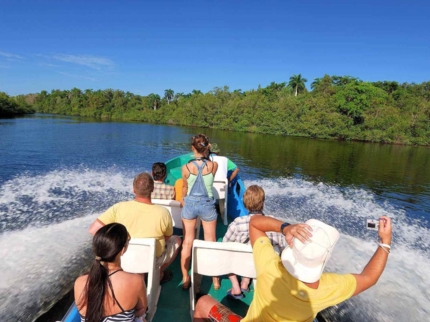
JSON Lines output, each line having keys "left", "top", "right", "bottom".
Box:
{"left": 39, "top": 214, "right": 325, "bottom": 322}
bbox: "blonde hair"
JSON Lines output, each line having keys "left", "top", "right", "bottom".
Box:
{"left": 243, "top": 185, "right": 265, "bottom": 212}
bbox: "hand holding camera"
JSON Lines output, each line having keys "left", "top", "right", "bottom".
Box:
{"left": 378, "top": 216, "right": 392, "bottom": 245}
{"left": 366, "top": 216, "right": 392, "bottom": 245}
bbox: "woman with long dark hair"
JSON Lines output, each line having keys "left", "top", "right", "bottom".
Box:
{"left": 74, "top": 223, "right": 147, "bottom": 322}
{"left": 180, "top": 134, "right": 219, "bottom": 290}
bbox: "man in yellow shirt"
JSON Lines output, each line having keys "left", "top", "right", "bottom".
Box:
{"left": 193, "top": 215, "right": 392, "bottom": 322}
{"left": 89, "top": 172, "right": 181, "bottom": 283}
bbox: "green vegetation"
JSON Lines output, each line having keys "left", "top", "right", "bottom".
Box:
{"left": 27, "top": 75, "right": 430, "bottom": 145}
{"left": 288, "top": 74, "right": 307, "bottom": 96}
{"left": 0, "top": 92, "right": 35, "bottom": 117}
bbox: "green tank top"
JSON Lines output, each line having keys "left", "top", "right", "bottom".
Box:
{"left": 187, "top": 172, "right": 214, "bottom": 198}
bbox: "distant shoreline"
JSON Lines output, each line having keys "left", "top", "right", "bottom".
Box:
{"left": 9, "top": 76, "right": 430, "bottom": 146}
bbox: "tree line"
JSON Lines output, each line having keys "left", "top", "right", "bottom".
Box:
{"left": 0, "top": 92, "right": 35, "bottom": 117}
{"left": 15, "top": 74, "right": 430, "bottom": 145}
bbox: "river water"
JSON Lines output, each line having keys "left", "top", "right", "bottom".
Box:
{"left": 0, "top": 114, "right": 429, "bottom": 322}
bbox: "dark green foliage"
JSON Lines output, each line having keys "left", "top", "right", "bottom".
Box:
{"left": 26, "top": 75, "right": 430, "bottom": 146}
{"left": 335, "top": 82, "right": 388, "bottom": 125}
{"left": 0, "top": 92, "right": 35, "bottom": 117}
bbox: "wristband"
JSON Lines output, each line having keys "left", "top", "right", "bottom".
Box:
{"left": 280, "top": 222, "right": 290, "bottom": 236}
{"left": 379, "top": 243, "right": 391, "bottom": 249}
{"left": 378, "top": 243, "right": 391, "bottom": 254}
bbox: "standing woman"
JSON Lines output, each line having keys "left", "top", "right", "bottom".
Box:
{"left": 74, "top": 223, "right": 148, "bottom": 322}
{"left": 180, "top": 134, "right": 219, "bottom": 289}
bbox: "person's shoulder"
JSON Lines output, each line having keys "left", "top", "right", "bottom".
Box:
{"left": 233, "top": 214, "right": 251, "bottom": 222}
{"left": 115, "top": 272, "right": 144, "bottom": 293}
{"left": 321, "top": 273, "right": 357, "bottom": 285}
{"left": 149, "top": 203, "right": 170, "bottom": 214}
{"left": 253, "top": 236, "right": 271, "bottom": 248}
{"left": 123, "top": 271, "right": 143, "bottom": 282}
{"left": 109, "top": 200, "right": 138, "bottom": 213}
{"left": 104, "top": 200, "right": 125, "bottom": 210}
{"left": 114, "top": 200, "right": 135, "bottom": 207}
{"left": 252, "top": 236, "right": 279, "bottom": 271}
{"left": 129, "top": 273, "right": 146, "bottom": 290}
{"left": 74, "top": 274, "right": 88, "bottom": 288}
{"left": 256, "top": 235, "right": 271, "bottom": 242}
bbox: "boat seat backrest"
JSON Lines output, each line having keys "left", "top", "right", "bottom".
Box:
{"left": 211, "top": 179, "right": 229, "bottom": 225}
{"left": 212, "top": 179, "right": 227, "bottom": 200}
{"left": 121, "top": 238, "right": 160, "bottom": 322}
{"left": 189, "top": 240, "right": 256, "bottom": 318}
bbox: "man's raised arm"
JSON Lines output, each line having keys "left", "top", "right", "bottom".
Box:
{"left": 249, "top": 215, "right": 312, "bottom": 247}
{"left": 352, "top": 216, "right": 392, "bottom": 296}
{"left": 88, "top": 219, "right": 105, "bottom": 235}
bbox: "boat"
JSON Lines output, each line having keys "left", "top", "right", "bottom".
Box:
{"left": 59, "top": 154, "right": 250, "bottom": 322}
{"left": 57, "top": 154, "right": 328, "bottom": 322}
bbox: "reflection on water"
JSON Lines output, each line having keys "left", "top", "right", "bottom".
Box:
{"left": 201, "top": 128, "right": 430, "bottom": 221}
{"left": 204, "top": 129, "right": 430, "bottom": 192}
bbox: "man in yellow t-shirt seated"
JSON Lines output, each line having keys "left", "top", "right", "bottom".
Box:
{"left": 194, "top": 215, "right": 392, "bottom": 322}
{"left": 89, "top": 172, "right": 181, "bottom": 283}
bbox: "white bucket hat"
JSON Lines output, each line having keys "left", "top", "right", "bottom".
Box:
{"left": 281, "top": 219, "right": 340, "bottom": 283}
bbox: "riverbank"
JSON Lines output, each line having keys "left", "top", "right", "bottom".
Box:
{"left": 0, "top": 91, "right": 35, "bottom": 117}
{"left": 20, "top": 77, "right": 430, "bottom": 146}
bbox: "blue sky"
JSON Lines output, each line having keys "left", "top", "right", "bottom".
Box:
{"left": 1, "top": 0, "right": 429, "bottom": 96}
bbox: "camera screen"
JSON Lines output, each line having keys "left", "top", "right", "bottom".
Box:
{"left": 367, "top": 222, "right": 376, "bottom": 228}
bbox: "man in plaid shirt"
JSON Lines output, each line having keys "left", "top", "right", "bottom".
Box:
{"left": 151, "top": 162, "right": 175, "bottom": 200}
{"left": 222, "top": 185, "right": 286, "bottom": 299}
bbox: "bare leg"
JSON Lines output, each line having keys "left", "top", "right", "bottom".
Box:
{"left": 194, "top": 295, "right": 218, "bottom": 321}
{"left": 181, "top": 218, "right": 197, "bottom": 282}
{"left": 219, "top": 199, "right": 225, "bottom": 219}
{"left": 159, "top": 235, "right": 182, "bottom": 280}
{"left": 201, "top": 219, "right": 220, "bottom": 288}
{"left": 240, "top": 277, "right": 251, "bottom": 291}
{"left": 194, "top": 295, "right": 242, "bottom": 322}
{"left": 228, "top": 274, "right": 242, "bottom": 295}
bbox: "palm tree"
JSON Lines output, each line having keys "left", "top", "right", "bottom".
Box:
{"left": 288, "top": 74, "right": 308, "bottom": 96}
{"left": 164, "top": 89, "right": 174, "bottom": 104}
{"left": 174, "top": 92, "right": 186, "bottom": 101}
{"left": 148, "top": 93, "right": 161, "bottom": 110}
{"left": 311, "top": 78, "right": 321, "bottom": 90}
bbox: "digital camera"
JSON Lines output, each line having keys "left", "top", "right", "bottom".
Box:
{"left": 366, "top": 219, "right": 379, "bottom": 231}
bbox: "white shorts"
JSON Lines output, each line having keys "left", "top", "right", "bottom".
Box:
{"left": 156, "top": 235, "right": 181, "bottom": 268}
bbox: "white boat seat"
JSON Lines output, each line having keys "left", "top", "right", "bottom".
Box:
{"left": 121, "top": 238, "right": 160, "bottom": 322}
{"left": 189, "top": 240, "right": 257, "bottom": 319}
{"left": 212, "top": 179, "right": 229, "bottom": 225}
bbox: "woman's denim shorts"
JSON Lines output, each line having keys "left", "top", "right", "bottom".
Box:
{"left": 181, "top": 195, "right": 218, "bottom": 222}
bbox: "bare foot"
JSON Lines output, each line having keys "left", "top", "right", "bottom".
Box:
{"left": 182, "top": 275, "right": 191, "bottom": 290}
{"left": 213, "top": 277, "right": 220, "bottom": 290}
